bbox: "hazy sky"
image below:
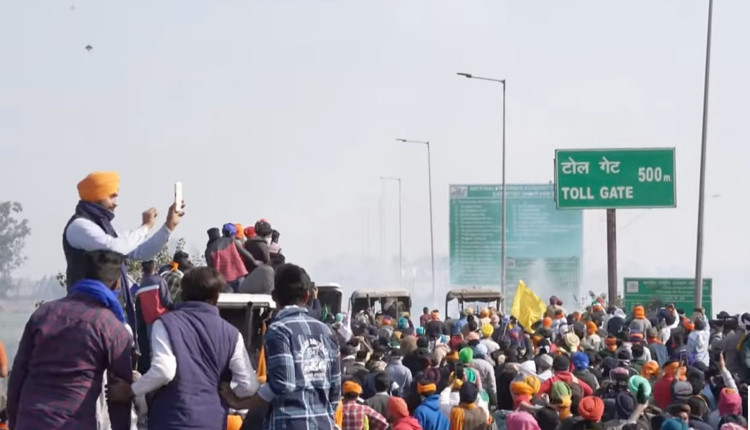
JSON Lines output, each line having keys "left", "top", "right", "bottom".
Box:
{"left": 2, "top": 0, "right": 749, "bottom": 313}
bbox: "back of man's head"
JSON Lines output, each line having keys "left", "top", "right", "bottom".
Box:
{"left": 423, "top": 307, "right": 429, "bottom": 314}
{"left": 553, "top": 355, "right": 571, "bottom": 372}
{"left": 83, "top": 250, "right": 124, "bottom": 289}
{"left": 356, "top": 350, "right": 369, "bottom": 362}
{"left": 273, "top": 263, "right": 311, "bottom": 307}
{"left": 374, "top": 372, "right": 391, "bottom": 393}
{"left": 180, "top": 267, "right": 225, "bottom": 304}
{"left": 141, "top": 260, "right": 156, "bottom": 275}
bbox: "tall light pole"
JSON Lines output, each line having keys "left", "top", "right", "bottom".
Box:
{"left": 381, "top": 176, "right": 403, "bottom": 288}
{"left": 396, "top": 138, "right": 436, "bottom": 299}
{"left": 694, "top": 0, "right": 714, "bottom": 311}
{"left": 457, "top": 72, "right": 508, "bottom": 312}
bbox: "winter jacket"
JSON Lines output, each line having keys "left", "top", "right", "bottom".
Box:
{"left": 647, "top": 341, "right": 668, "bottom": 367}
{"left": 629, "top": 318, "right": 651, "bottom": 335}
{"left": 414, "top": 395, "right": 450, "bottom": 430}
{"left": 687, "top": 317, "right": 710, "bottom": 366}
{"left": 539, "top": 372, "right": 593, "bottom": 396}
{"left": 438, "top": 387, "right": 490, "bottom": 420}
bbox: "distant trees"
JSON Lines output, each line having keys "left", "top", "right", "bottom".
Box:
{"left": 0, "top": 201, "right": 31, "bottom": 296}
{"left": 125, "top": 237, "right": 187, "bottom": 284}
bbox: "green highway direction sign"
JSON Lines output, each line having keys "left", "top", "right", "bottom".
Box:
{"left": 555, "top": 148, "right": 676, "bottom": 209}
{"left": 623, "top": 278, "right": 712, "bottom": 318}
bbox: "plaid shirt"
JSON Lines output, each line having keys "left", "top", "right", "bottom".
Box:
{"left": 342, "top": 400, "right": 388, "bottom": 430}
{"left": 7, "top": 293, "right": 133, "bottom": 430}
{"left": 259, "top": 305, "right": 341, "bottom": 430}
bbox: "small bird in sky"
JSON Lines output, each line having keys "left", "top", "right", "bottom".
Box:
{"left": 85, "top": 45, "right": 93, "bottom": 52}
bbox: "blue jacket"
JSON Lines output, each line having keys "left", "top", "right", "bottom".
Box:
{"left": 414, "top": 395, "right": 450, "bottom": 430}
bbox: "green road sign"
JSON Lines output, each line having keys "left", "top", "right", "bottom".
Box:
{"left": 449, "top": 184, "right": 582, "bottom": 297}
{"left": 623, "top": 278, "right": 712, "bottom": 318}
{"left": 555, "top": 148, "right": 676, "bottom": 209}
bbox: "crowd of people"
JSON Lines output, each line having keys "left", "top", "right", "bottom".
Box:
{"left": 2, "top": 172, "right": 750, "bottom": 430}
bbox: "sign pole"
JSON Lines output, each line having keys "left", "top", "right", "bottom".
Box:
{"left": 694, "top": 0, "right": 713, "bottom": 310}
{"left": 607, "top": 209, "right": 618, "bottom": 308}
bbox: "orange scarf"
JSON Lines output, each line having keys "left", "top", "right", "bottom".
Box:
{"left": 257, "top": 321, "right": 267, "bottom": 383}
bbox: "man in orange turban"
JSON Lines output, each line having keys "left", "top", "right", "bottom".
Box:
{"left": 64, "top": 171, "right": 185, "bottom": 330}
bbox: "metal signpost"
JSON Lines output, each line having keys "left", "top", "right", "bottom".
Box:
{"left": 450, "top": 184, "right": 583, "bottom": 305}
{"left": 623, "top": 278, "right": 712, "bottom": 318}
{"left": 554, "top": 148, "right": 676, "bottom": 307}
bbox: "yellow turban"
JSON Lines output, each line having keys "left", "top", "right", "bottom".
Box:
{"left": 227, "top": 415, "right": 243, "bottom": 430}
{"left": 523, "top": 375, "right": 541, "bottom": 394}
{"left": 417, "top": 382, "right": 437, "bottom": 395}
{"left": 77, "top": 171, "right": 120, "bottom": 203}
{"left": 510, "top": 381, "right": 535, "bottom": 397}
{"left": 481, "top": 324, "right": 494, "bottom": 338}
{"left": 343, "top": 380, "right": 363, "bottom": 395}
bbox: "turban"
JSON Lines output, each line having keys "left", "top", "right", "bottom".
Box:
{"left": 465, "top": 307, "right": 474, "bottom": 316}
{"left": 550, "top": 382, "right": 572, "bottom": 404}
{"left": 335, "top": 313, "right": 344, "bottom": 323}
{"left": 630, "top": 332, "right": 644, "bottom": 343}
{"left": 459, "top": 347, "right": 474, "bottom": 364}
{"left": 222, "top": 223, "right": 237, "bottom": 237}
{"left": 475, "top": 344, "right": 488, "bottom": 358}
{"left": 633, "top": 305, "right": 646, "bottom": 319}
{"left": 718, "top": 388, "right": 742, "bottom": 416}
{"left": 244, "top": 226, "right": 256, "bottom": 238}
{"left": 234, "top": 224, "right": 244, "bottom": 239}
{"left": 629, "top": 375, "right": 652, "bottom": 403}
{"left": 416, "top": 326, "right": 425, "bottom": 336}
{"left": 77, "top": 171, "right": 120, "bottom": 202}
{"left": 662, "top": 418, "right": 689, "bottom": 430}
{"left": 481, "top": 324, "right": 494, "bottom": 338}
{"left": 510, "top": 381, "right": 535, "bottom": 397}
{"left": 446, "top": 351, "right": 459, "bottom": 362}
{"left": 578, "top": 396, "right": 605, "bottom": 422}
{"left": 343, "top": 380, "right": 362, "bottom": 395}
{"left": 615, "top": 391, "right": 637, "bottom": 420}
{"left": 641, "top": 361, "right": 660, "bottom": 378}
{"left": 586, "top": 321, "right": 598, "bottom": 336}
{"left": 542, "top": 317, "right": 553, "bottom": 328}
{"left": 572, "top": 352, "right": 589, "bottom": 370}
{"left": 417, "top": 382, "right": 437, "bottom": 395}
{"left": 480, "top": 308, "right": 490, "bottom": 318}
{"left": 398, "top": 317, "right": 409, "bottom": 329}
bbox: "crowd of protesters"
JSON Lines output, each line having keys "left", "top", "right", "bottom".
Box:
{"left": 2, "top": 171, "right": 750, "bottom": 430}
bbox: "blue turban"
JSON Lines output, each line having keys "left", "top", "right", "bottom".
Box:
{"left": 222, "top": 223, "right": 237, "bottom": 237}
{"left": 572, "top": 352, "right": 590, "bottom": 370}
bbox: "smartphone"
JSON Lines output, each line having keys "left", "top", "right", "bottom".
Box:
{"left": 174, "top": 182, "right": 183, "bottom": 208}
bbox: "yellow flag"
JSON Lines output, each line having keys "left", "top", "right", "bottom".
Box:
{"left": 510, "top": 280, "right": 547, "bottom": 333}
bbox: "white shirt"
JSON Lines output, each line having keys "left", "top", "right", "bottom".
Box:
{"left": 65, "top": 217, "right": 171, "bottom": 260}
{"left": 131, "top": 320, "right": 260, "bottom": 398}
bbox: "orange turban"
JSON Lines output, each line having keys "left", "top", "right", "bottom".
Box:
{"left": 579, "top": 396, "right": 604, "bottom": 422}
{"left": 480, "top": 308, "right": 490, "bottom": 318}
{"left": 543, "top": 317, "right": 553, "bottom": 328}
{"left": 586, "top": 321, "right": 598, "bottom": 336}
{"left": 641, "top": 361, "right": 660, "bottom": 378}
{"left": 343, "top": 380, "right": 363, "bottom": 395}
{"left": 77, "top": 171, "right": 120, "bottom": 203}
{"left": 633, "top": 305, "right": 646, "bottom": 319}
{"left": 510, "top": 381, "right": 536, "bottom": 397}
{"left": 417, "top": 382, "right": 437, "bottom": 395}
{"left": 523, "top": 375, "right": 541, "bottom": 394}
{"left": 235, "top": 224, "right": 244, "bottom": 239}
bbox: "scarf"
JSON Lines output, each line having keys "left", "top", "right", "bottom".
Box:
{"left": 450, "top": 403, "right": 479, "bottom": 430}
{"left": 70, "top": 279, "right": 125, "bottom": 323}
{"left": 76, "top": 201, "right": 117, "bottom": 236}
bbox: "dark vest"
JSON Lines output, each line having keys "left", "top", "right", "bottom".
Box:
{"left": 62, "top": 212, "right": 93, "bottom": 290}
{"left": 62, "top": 212, "right": 137, "bottom": 340}
{"left": 149, "top": 302, "right": 237, "bottom": 430}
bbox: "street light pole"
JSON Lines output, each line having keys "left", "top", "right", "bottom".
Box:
{"left": 381, "top": 176, "right": 403, "bottom": 288}
{"left": 695, "top": 0, "right": 714, "bottom": 310}
{"left": 457, "top": 72, "right": 508, "bottom": 312}
{"left": 396, "top": 139, "right": 436, "bottom": 299}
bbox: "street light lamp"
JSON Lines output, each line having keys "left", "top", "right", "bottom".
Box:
{"left": 380, "top": 176, "right": 403, "bottom": 288}
{"left": 396, "top": 138, "right": 436, "bottom": 299}
{"left": 456, "top": 72, "right": 508, "bottom": 312}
